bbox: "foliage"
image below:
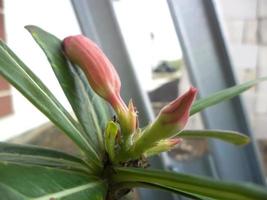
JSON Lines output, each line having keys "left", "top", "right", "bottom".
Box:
{"left": 0, "top": 25, "right": 266, "bottom": 200}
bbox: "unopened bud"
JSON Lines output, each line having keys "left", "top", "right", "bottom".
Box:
{"left": 158, "top": 86, "right": 197, "bottom": 130}
{"left": 62, "top": 35, "right": 137, "bottom": 140}
{"left": 132, "top": 87, "right": 197, "bottom": 156}
{"left": 62, "top": 35, "right": 127, "bottom": 113}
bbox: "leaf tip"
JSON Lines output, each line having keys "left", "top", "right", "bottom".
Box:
{"left": 24, "top": 25, "right": 39, "bottom": 34}
{"left": 236, "top": 134, "right": 250, "bottom": 146}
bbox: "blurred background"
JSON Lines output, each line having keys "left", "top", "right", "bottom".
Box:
{"left": 0, "top": 0, "right": 266, "bottom": 199}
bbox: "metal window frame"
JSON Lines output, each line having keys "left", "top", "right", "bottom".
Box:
{"left": 167, "top": 0, "right": 265, "bottom": 185}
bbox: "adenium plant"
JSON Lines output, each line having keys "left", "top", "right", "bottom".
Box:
{"left": 0, "top": 25, "right": 266, "bottom": 200}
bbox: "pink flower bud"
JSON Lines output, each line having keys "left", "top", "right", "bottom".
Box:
{"left": 62, "top": 35, "right": 127, "bottom": 112}
{"left": 132, "top": 87, "right": 197, "bottom": 156}
{"left": 62, "top": 35, "right": 137, "bottom": 138}
{"left": 158, "top": 86, "right": 197, "bottom": 129}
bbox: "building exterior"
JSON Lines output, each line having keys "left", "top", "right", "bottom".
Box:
{"left": 218, "top": 0, "right": 267, "bottom": 139}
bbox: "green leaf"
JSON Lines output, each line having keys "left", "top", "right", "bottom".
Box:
{"left": 0, "top": 162, "right": 107, "bottom": 200}
{"left": 25, "top": 25, "right": 111, "bottom": 154}
{"left": 114, "top": 182, "right": 209, "bottom": 200}
{"left": 112, "top": 167, "right": 267, "bottom": 200}
{"left": 0, "top": 41, "right": 101, "bottom": 170}
{"left": 104, "top": 121, "right": 119, "bottom": 161}
{"left": 0, "top": 142, "right": 91, "bottom": 174}
{"left": 190, "top": 77, "right": 267, "bottom": 115}
{"left": 178, "top": 130, "right": 250, "bottom": 145}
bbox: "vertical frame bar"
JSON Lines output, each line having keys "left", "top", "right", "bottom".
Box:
{"left": 167, "top": 0, "right": 265, "bottom": 184}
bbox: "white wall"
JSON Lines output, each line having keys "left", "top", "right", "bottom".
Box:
{"left": 0, "top": 0, "right": 81, "bottom": 141}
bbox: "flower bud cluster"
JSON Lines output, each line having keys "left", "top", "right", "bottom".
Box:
{"left": 63, "top": 35, "right": 197, "bottom": 162}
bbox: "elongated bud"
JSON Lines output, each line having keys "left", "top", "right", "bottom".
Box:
{"left": 145, "top": 138, "right": 182, "bottom": 157}
{"left": 157, "top": 86, "right": 197, "bottom": 130}
{"left": 62, "top": 35, "right": 127, "bottom": 113}
{"left": 62, "top": 35, "right": 137, "bottom": 138}
{"left": 132, "top": 87, "right": 197, "bottom": 156}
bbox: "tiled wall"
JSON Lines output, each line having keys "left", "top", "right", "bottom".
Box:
{"left": 219, "top": 0, "right": 267, "bottom": 139}
{"left": 0, "top": 0, "right": 13, "bottom": 118}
